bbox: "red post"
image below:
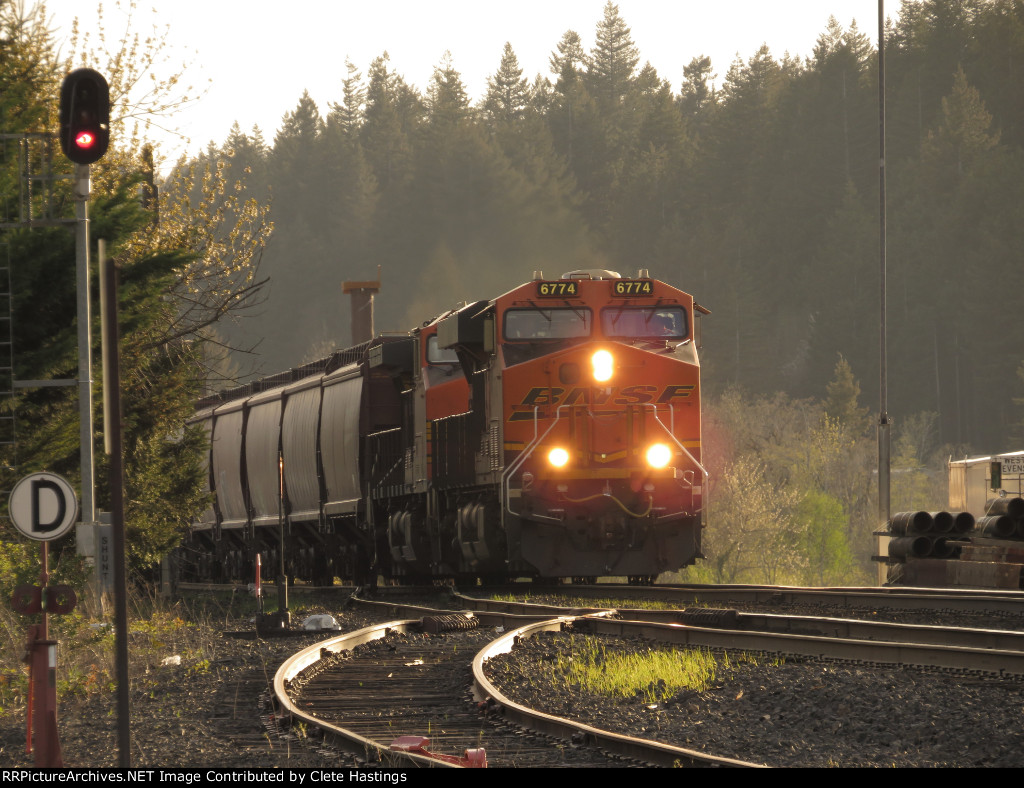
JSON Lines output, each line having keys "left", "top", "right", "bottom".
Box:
{"left": 29, "top": 633, "right": 61, "bottom": 766}
{"left": 9, "top": 475, "right": 78, "bottom": 767}
{"left": 25, "top": 543, "right": 62, "bottom": 766}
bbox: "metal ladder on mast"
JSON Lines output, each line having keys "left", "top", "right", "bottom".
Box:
{"left": 0, "top": 132, "right": 75, "bottom": 496}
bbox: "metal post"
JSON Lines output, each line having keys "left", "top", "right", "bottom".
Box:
{"left": 73, "top": 164, "right": 95, "bottom": 539}
{"left": 877, "top": 0, "right": 892, "bottom": 583}
{"left": 28, "top": 542, "right": 62, "bottom": 767}
{"left": 101, "top": 253, "right": 131, "bottom": 767}
{"left": 278, "top": 453, "right": 288, "bottom": 624}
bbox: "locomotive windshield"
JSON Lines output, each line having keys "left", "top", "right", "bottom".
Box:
{"left": 504, "top": 307, "right": 592, "bottom": 340}
{"left": 426, "top": 335, "right": 459, "bottom": 364}
{"left": 602, "top": 306, "right": 688, "bottom": 340}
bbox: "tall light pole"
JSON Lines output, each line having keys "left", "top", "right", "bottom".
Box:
{"left": 877, "top": 0, "right": 892, "bottom": 581}
{"left": 59, "top": 68, "right": 110, "bottom": 556}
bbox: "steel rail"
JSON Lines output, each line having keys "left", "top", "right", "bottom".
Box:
{"left": 565, "top": 615, "right": 1024, "bottom": 675}
{"left": 647, "top": 610, "right": 1024, "bottom": 652}
{"left": 523, "top": 583, "right": 1024, "bottom": 615}
{"left": 276, "top": 601, "right": 1024, "bottom": 770}
{"left": 452, "top": 591, "right": 1024, "bottom": 652}
{"left": 471, "top": 618, "right": 763, "bottom": 768}
{"left": 659, "top": 581, "right": 1024, "bottom": 597}
{"left": 275, "top": 612, "right": 760, "bottom": 767}
{"left": 353, "top": 595, "right": 1024, "bottom": 675}
{"left": 273, "top": 619, "right": 459, "bottom": 768}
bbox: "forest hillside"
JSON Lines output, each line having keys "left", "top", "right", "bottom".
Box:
{"left": 190, "top": 0, "right": 1024, "bottom": 453}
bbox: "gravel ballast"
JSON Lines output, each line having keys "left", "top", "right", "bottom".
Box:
{"left": 483, "top": 629, "right": 1024, "bottom": 768}
{"left": 4, "top": 598, "right": 1024, "bottom": 768}
{"left": 0, "top": 606, "right": 392, "bottom": 769}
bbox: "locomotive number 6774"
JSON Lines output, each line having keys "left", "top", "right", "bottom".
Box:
{"left": 185, "top": 269, "right": 708, "bottom": 585}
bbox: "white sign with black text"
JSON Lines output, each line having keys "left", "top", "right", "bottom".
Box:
{"left": 8, "top": 472, "right": 79, "bottom": 541}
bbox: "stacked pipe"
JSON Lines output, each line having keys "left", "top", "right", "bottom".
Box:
{"left": 887, "top": 510, "right": 974, "bottom": 562}
{"left": 976, "top": 497, "right": 1024, "bottom": 540}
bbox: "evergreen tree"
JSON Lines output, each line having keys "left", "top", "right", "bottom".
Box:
{"left": 889, "top": 61, "right": 1022, "bottom": 446}
{"left": 969, "top": 0, "right": 1024, "bottom": 150}
{"left": 921, "top": 65, "right": 999, "bottom": 177}
{"left": 607, "top": 73, "right": 691, "bottom": 267}
{"left": 716, "top": 45, "right": 786, "bottom": 179}
{"left": 427, "top": 51, "right": 470, "bottom": 129}
{"left": 585, "top": 1, "right": 640, "bottom": 110}
{"left": 825, "top": 355, "right": 870, "bottom": 435}
{"left": 549, "top": 30, "right": 587, "bottom": 94}
{"left": 483, "top": 42, "right": 531, "bottom": 126}
{"left": 362, "top": 52, "right": 419, "bottom": 192}
{"left": 269, "top": 91, "right": 324, "bottom": 223}
{"left": 802, "top": 180, "right": 875, "bottom": 393}
{"left": 547, "top": 30, "right": 597, "bottom": 170}
{"left": 328, "top": 59, "right": 366, "bottom": 137}
{"left": 529, "top": 74, "right": 555, "bottom": 115}
{"left": 679, "top": 55, "right": 717, "bottom": 134}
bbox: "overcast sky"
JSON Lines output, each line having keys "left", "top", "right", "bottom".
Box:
{"left": 42, "top": 1, "right": 890, "bottom": 164}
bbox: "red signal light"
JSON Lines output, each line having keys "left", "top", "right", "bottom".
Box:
{"left": 59, "top": 68, "right": 110, "bottom": 165}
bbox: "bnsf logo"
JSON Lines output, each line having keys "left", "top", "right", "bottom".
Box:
{"left": 509, "top": 385, "right": 695, "bottom": 421}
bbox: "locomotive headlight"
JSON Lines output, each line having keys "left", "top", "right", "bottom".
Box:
{"left": 547, "top": 447, "right": 570, "bottom": 468}
{"left": 591, "top": 349, "right": 614, "bottom": 382}
{"left": 646, "top": 443, "right": 673, "bottom": 469}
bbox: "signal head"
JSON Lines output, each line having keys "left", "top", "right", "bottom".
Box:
{"left": 59, "top": 68, "right": 110, "bottom": 165}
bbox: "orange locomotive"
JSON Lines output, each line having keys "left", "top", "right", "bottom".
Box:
{"left": 429, "top": 268, "right": 707, "bottom": 583}
{"left": 186, "top": 269, "right": 707, "bottom": 585}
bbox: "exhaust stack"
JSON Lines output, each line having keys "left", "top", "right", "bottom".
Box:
{"left": 342, "top": 266, "right": 382, "bottom": 345}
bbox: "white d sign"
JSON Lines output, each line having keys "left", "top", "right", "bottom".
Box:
{"left": 9, "top": 472, "right": 79, "bottom": 541}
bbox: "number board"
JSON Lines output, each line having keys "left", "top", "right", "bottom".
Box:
{"left": 613, "top": 280, "right": 654, "bottom": 296}
{"left": 536, "top": 281, "right": 579, "bottom": 297}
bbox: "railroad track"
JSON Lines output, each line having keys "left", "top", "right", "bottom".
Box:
{"left": 180, "top": 578, "right": 1024, "bottom": 618}
{"left": 353, "top": 591, "right": 1024, "bottom": 675}
{"left": 274, "top": 615, "right": 758, "bottom": 768}
{"left": 453, "top": 591, "right": 1024, "bottom": 658}
{"left": 482, "top": 581, "right": 1024, "bottom": 616}
{"left": 267, "top": 584, "right": 1024, "bottom": 768}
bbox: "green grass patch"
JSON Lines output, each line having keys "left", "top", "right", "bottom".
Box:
{"left": 546, "top": 634, "right": 764, "bottom": 704}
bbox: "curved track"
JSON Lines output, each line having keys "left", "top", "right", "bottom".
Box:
{"left": 270, "top": 585, "right": 1024, "bottom": 768}
{"left": 273, "top": 615, "right": 760, "bottom": 768}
